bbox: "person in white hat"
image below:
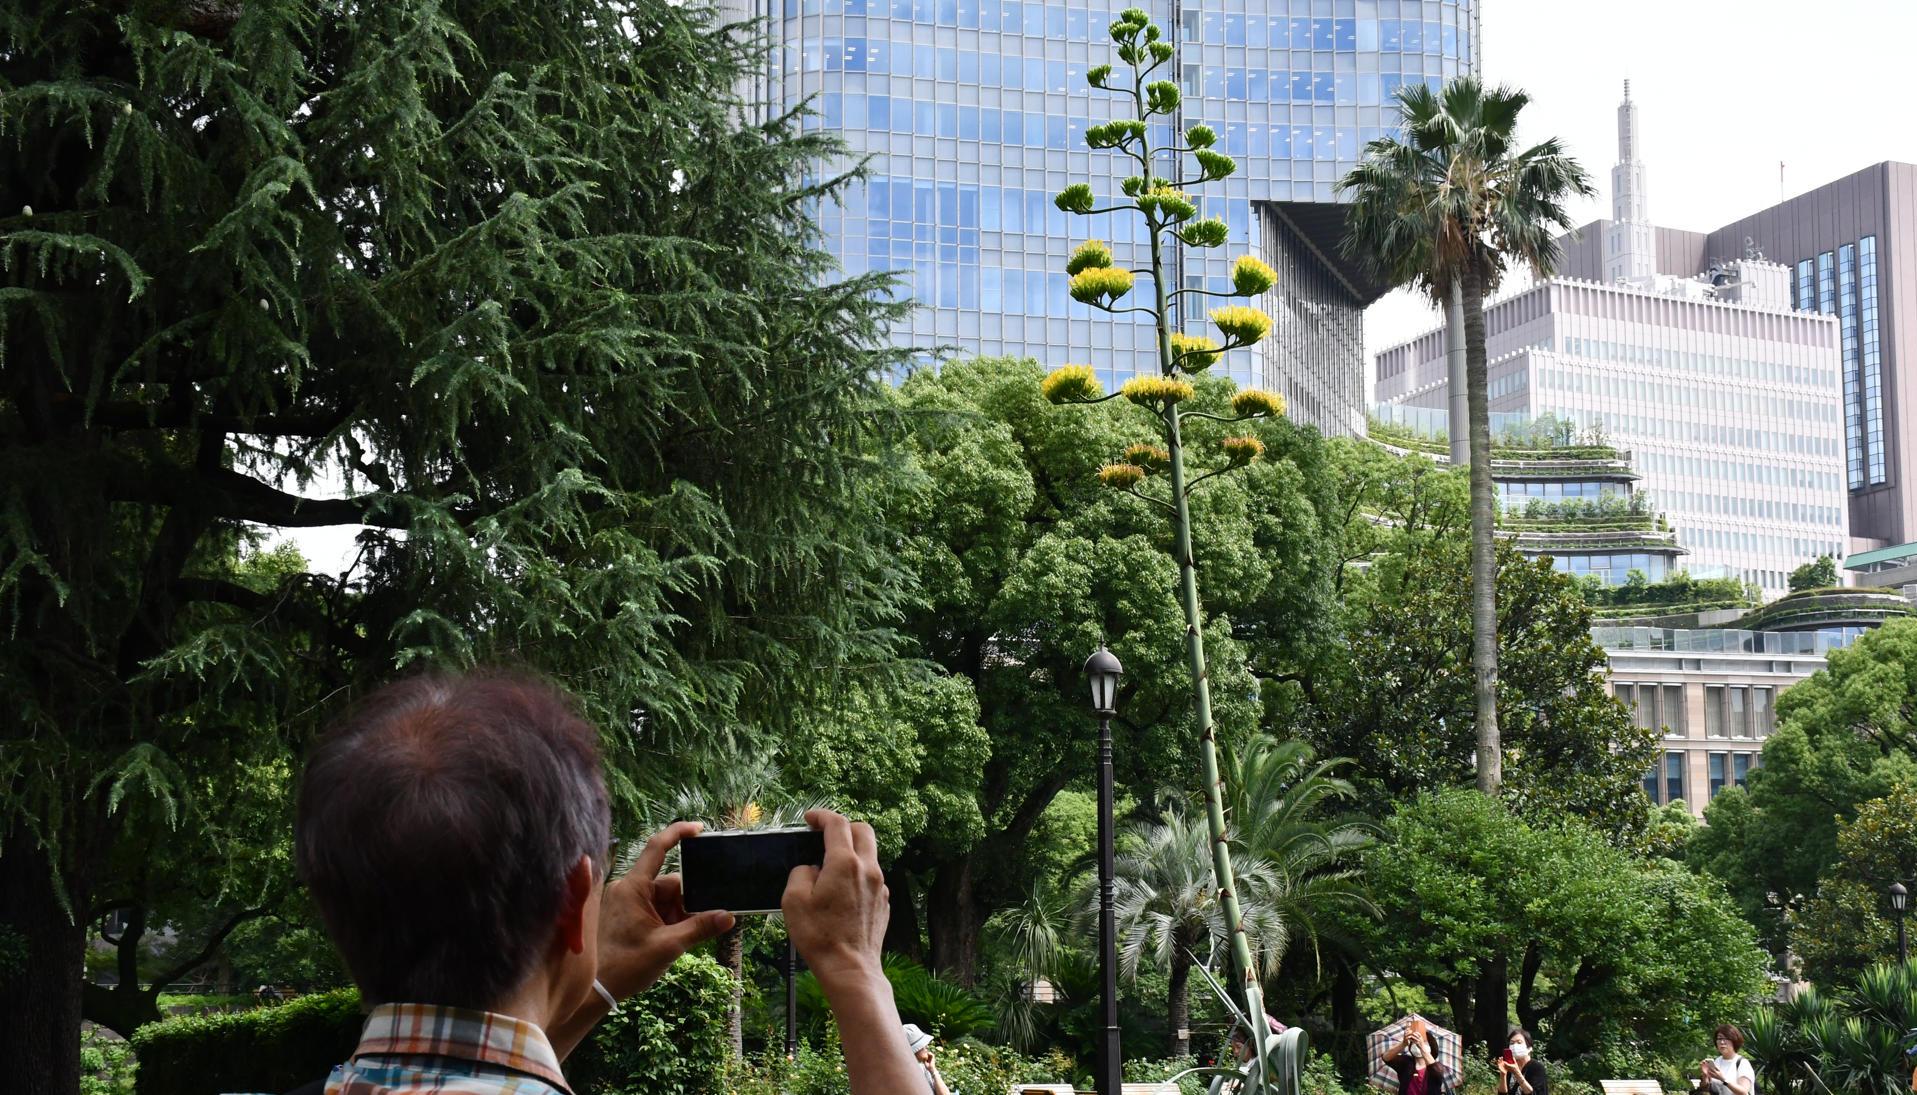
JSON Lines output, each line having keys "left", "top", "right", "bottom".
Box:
{"left": 902, "top": 1023, "right": 953, "bottom": 1095}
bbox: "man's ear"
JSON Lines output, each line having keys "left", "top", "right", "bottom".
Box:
{"left": 557, "top": 853, "right": 594, "bottom": 955}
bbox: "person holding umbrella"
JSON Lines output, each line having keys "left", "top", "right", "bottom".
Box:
{"left": 1497, "top": 1028, "right": 1550, "bottom": 1095}
{"left": 1386, "top": 1017, "right": 1451, "bottom": 1095}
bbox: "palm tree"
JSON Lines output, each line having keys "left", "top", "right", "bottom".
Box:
{"left": 637, "top": 756, "right": 828, "bottom": 1058}
{"left": 1222, "top": 737, "right": 1377, "bottom": 974}
{"left": 1109, "top": 807, "right": 1272, "bottom": 1058}
{"left": 1108, "top": 743, "right": 1373, "bottom": 1059}
{"left": 1339, "top": 76, "right": 1595, "bottom": 795}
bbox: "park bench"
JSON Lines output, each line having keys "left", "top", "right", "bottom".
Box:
{"left": 1601, "top": 1079, "right": 1666, "bottom": 1095}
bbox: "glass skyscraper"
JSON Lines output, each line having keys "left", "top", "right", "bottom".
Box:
{"left": 760, "top": 0, "right": 1480, "bottom": 394}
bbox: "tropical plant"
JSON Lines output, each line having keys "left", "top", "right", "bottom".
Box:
{"left": 1108, "top": 807, "right": 1286, "bottom": 1058}
{"left": 1034, "top": 8, "right": 1297, "bottom": 1060}
{"left": 637, "top": 757, "right": 831, "bottom": 1057}
{"left": 1339, "top": 76, "right": 1596, "bottom": 800}
{"left": 1747, "top": 961, "right": 1917, "bottom": 1095}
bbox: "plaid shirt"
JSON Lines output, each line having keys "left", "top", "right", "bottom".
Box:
{"left": 327, "top": 1004, "right": 572, "bottom": 1094}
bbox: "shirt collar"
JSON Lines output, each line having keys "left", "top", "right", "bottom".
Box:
{"left": 353, "top": 1002, "right": 571, "bottom": 1092}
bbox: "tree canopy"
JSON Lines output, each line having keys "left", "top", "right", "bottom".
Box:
{"left": 2, "top": 0, "right": 914, "bottom": 1084}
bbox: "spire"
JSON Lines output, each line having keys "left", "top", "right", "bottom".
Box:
{"left": 1607, "top": 78, "right": 1655, "bottom": 281}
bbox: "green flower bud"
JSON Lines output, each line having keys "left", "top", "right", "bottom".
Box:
{"left": 1054, "top": 183, "right": 1096, "bottom": 214}
{"left": 1148, "top": 40, "right": 1174, "bottom": 62}
{"left": 1120, "top": 176, "right": 1146, "bottom": 197}
{"left": 1178, "top": 217, "right": 1229, "bottom": 247}
{"left": 1145, "top": 24, "right": 1161, "bottom": 41}
{"left": 1120, "top": 7, "right": 1150, "bottom": 26}
{"left": 1088, "top": 64, "right": 1113, "bottom": 87}
{"left": 1185, "top": 125, "right": 1218, "bottom": 149}
{"left": 1145, "top": 80, "right": 1181, "bottom": 114}
{"left": 1194, "top": 148, "right": 1237, "bottom": 181}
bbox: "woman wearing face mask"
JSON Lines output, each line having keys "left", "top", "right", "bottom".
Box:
{"left": 1497, "top": 1029, "right": 1549, "bottom": 1095}
{"left": 1385, "top": 1018, "right": 1448, "bottom": 1095}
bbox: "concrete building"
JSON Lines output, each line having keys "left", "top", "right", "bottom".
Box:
{"left": 763, "top": 0, "right": 1478, "bottom": 403}
{"left": 1560, "top": 147, "right": 1917, "bottom": 546}
{"left": 1601, "top": 625, "right": 1870, "bottom": 818}
{"left": 1375, "top": 84, "right": 1850, "bottom": 596}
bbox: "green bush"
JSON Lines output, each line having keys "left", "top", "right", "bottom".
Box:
{"left": 1125, "top": 1054, "right": 1207, "bottom": 1095}
{"left": 566, "top": 952, "right": 735, "bottom": 1095}
{"left": 131, "top": 989, "right": 363, "bottom": 1095}
{"left": 131, "top": 954, "right": 732, "bottom": 1095}
{"left": 81, "top": 1028, "right": 138, "bottom": 1095}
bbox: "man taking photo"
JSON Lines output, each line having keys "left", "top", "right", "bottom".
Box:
{"left": 294, "top": 670, "right": 922, "bottom": 1094}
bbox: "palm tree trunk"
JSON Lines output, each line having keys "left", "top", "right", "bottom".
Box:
{"left": 719, "top": 923, "right": 744, "bottom": 1057}
{"left": 1169, "top": 947, "right": 1193, "bottom": 1059}
{"left": 1461, "top": 262, "right": 1500, "bottom": 794}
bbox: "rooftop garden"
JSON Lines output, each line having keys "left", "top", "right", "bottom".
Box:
{"left": 1366, "top": 412, "right": 1625, "bottom": 463}
{"left": 1578, "top": 571, "right": 1760, "bottom": 620}
{"left": 1500, "top": 494, "right": 1665, "bottom": 533}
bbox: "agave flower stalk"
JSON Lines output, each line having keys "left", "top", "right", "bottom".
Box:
{"left": 1040, "top": 8, "right": 1292, "bottom": 1085}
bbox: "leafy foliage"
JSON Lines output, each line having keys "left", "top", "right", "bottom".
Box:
{"left": 1351, "top": 792, "right": 1770, "bottom": 1065}
{"left": 2, "top": 0, "right": 915, "bottom": 1076}
{"left": 1790, "top": 783, "right": 1917, "bottom": 985}
{"left": 1790, "top": 556, "right": 1841, "bottom": 593}
{"left": 1746, "top": 961, "right": 1917, "bottom": 1095}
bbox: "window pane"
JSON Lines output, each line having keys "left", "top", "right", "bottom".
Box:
{"left": 1665, "top": 751, "right": 1685, "bottom": 804}
{"left": 1753, "top": 687, "right": 1773, "bottom": 736}
{"left": 1705, "top": 686, "right": 1725, "bottom": 737}
{"left": 1730, "top": 686, "right": 1748, "bottom": 737}
{"left": 1662, "top": 685, "right": 1685, "bottom": 735}
{"left": 1709, "top": 753, "right": 1726, "bottom": 799}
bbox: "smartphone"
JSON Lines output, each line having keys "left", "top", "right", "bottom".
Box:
{"left": 681, "top": 826, "right": 827, "bottom": 914}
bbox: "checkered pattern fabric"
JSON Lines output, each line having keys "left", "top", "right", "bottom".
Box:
{"left": 326, "top": 1003, "right": 571, "bottom": 1094}
{"left": 1367, "top": 1015, "right": 1462, "bottom": 1092}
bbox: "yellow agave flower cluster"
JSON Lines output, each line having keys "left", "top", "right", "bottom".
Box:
{"left": 1220, "top": 435, "right": 1266, "bottom": 465}
{"left": 1169, "top": 332, "right": 1221, "bottom": 372}
{"left": 1231, "top": 255, "right": 1277, "bottom": 296}
{"left": 1231, "top": 388, "right": 1286, "bottom": 417}
{"left": 1122, "top": 375, "right": 1195, "bottom": 406}
{"left": 1041, "top": 363, "right": 1102, "bottom": 403}
{"left": 1099, "top": 462, "right": 1146, "bottom": 489}
{"left": 1070, "top": 265, "right": 1134, "bottom": 306}
{"left": 1124, "top": 442, "right": 1171, "bottom": 470}
{"left": 1210, "top": 304, "right": 1272, "bottom": 343}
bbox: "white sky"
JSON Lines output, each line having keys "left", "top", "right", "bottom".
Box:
{"left": 1363, "top": 0, "right": 1917, "bottom": 372}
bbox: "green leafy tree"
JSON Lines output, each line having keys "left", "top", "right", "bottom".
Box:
{"left": 1790, "top": 555, "right": 1841, "bottom": 592}
{"left": 1, "top": 0, "right": 911, "bottom": 1087}
{"left": 1340, "top": 78, "right": 1596, "bottom": 799}
{"left": 1690, "top": 620, "right": 1917, "bottom": 944}
{"left": 1354, "top": 792, "right": 1769, "bottom": 1063}
{"left": 1031, "top": 7, "right": 1305, "bottom": 1057}
{"left": 1300, "top": 442, "right": 1659, "bottom": 842}
{"left": 1791, "top": 783, "right": 1917, "bottom": 986}
{"left": 882, "top": 358, "right": 1338, "bottom": 984}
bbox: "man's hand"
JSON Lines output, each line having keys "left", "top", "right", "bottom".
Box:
{"left": 783, "top": 809, "right": 889, "bottom": 994}
{"left": 596, "top": 821, "right": 735, "bottom": 999}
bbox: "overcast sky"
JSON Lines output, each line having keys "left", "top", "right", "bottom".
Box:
{"left": 1363, "top": 0, "right": 1917, "bottom": 370}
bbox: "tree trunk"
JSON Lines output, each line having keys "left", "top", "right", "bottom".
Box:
{"left": 1169, "top": 949, "right": 1192, "bottom": 1059}
{"left": 1471, "top": 953, "right": 1508, "bottom": 1055}
{"left": 718, "top": 924, "right": 744, "bottom": 1057}
{"left": 0, "top": 837, "right": 87, "bottom": 1095}
{"left": 1462, "top": 261, "right": 1501, "bottom": 794}
{"left": 926, "top": 858, "right": 981, "bottom": 985}
{"left": 882, "top": 865, "right": 923, "bottom": 960}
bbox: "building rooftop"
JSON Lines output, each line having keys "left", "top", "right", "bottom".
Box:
{"left": 1594, "top": 625, "right": 1869, "bottom": 656}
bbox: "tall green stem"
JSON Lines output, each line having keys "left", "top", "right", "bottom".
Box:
{"left": 1144, "top": 139, "right": 1269, "bottom": 1075}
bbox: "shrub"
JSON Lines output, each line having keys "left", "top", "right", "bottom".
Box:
{"left": 131, "top": 954, "right": 732, "bottom": 1095}
{"left": 132, "top": 989, "right": 364, "bottom": 1095}
{"left": 1301, "top": 1050, "right": 1357, "bottom": 1095}
{"left": 80, "top": 1028, "right": 137, "bottom": 1095}
{"left": 1125, "top": 1054, "right": 1209, "bottom": 1095}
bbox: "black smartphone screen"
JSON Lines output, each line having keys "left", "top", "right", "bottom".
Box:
{"left": 681, "top": 827, "right": 826, "bottom": 914}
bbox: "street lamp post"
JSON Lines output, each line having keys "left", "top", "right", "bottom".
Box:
{"left": 1891, "top": 882, "right": 1909, "bottom": 964}
{"left": 1085, "top": 645, "right": 1124, "bottom": 1095}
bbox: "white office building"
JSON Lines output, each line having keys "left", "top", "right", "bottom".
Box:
{"left": 1374, "top": 84, "right": 1849, "bottom": 596}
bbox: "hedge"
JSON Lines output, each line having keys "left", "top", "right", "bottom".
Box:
{"left": 131, "top": 953, "right": 734, "bottom": 1095}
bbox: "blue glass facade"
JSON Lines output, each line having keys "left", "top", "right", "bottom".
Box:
{"left": 771, "top": 0, "right": 1479, "bottom": 387}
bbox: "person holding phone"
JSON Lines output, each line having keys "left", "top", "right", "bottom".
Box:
{"left": 1385, "top": 1019, "right": 1449, "bottom": 1095}
{"left": 1497, "top": 1028, "right": 1549, "bottom": 1095}
{"left": 1699, "top": 1025, "right": 1756, "bottom": 1095}
{"left": 1206, "top": 1013, "right": 1289, "bottom": 1095}
{"left": 903, "top": 1024, "right": 954, "bottom": 1095}
{"left": 292, "top": 670, "right": 925, "bottom": 1095}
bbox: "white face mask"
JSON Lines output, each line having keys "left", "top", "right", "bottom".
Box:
{"left": 1510, "top": 1043, "right": 1530, "bottom": 1060}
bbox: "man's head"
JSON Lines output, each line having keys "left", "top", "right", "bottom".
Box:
{"left": 295, "top": 670, "right": 610, "bottom": 1011}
